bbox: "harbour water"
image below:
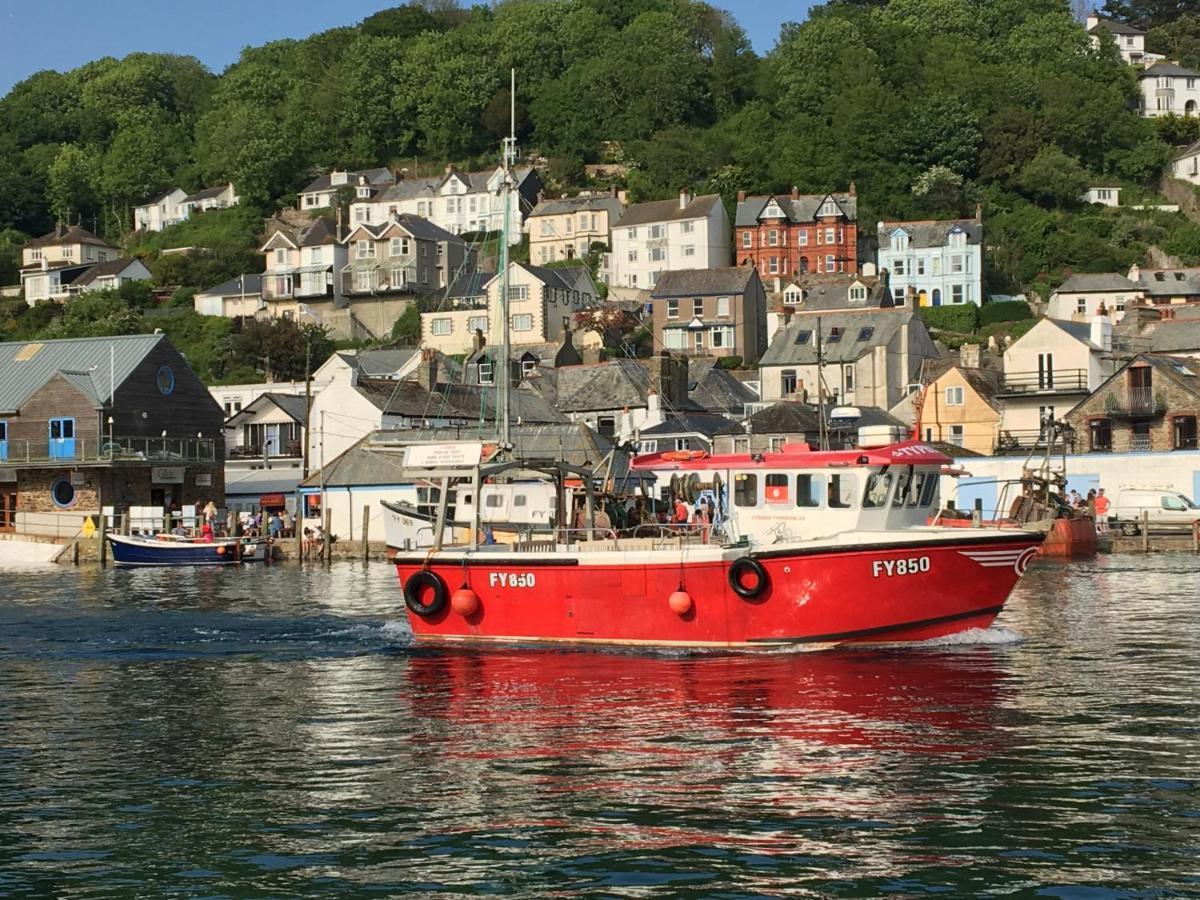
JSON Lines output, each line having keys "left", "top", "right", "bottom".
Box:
{"left": 0, "top": 557, "right": 1197, "bottom": 897}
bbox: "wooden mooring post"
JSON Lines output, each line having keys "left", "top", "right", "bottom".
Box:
{"left": 361, "top": 505, "right": 370, "bottom": 560}
{"left": 1193, "top": 519, "right": 1200, "bottom": 554}
{"left": 1142, "top": 510, "right": 1150, "bottom": 553}
{"left": 99, "top": 515, "right": 108, "bottom": 568}
{"left": 323, "top": 508, "right": 333, "bottom": 565}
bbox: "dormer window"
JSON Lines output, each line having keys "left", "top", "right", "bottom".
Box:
{"left": 891, "top": 232, "right": 906, "bottom": 251}
{"left": 849, "top": 285, "right": 867, "bottom": 302}
{"left": 819, "top": 198, "right": 839, "bottom": 218}
{"left": 949, "top": 231, "right": 967, "bottom": 249}
{"left": 828, "top": 326, "right": 844, "bottom": 342}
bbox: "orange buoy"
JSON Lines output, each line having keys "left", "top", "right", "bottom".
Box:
{"left": 216, "top": 545, "right": 226, "bottom": 556}
{"left": 668, "top": 587, "right": 693, "bottom": 615}
{"left": 451, "top": 585, "right": 480, "bottom": 616}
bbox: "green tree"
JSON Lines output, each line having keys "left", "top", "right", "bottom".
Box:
{"left": 1016, "top": 147, "right": 1090, "bottom": 208}
{"left": 46, "top": 144, "right": 100, "bottom": 225}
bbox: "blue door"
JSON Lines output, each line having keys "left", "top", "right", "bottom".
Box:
{"left": 0, "top": 420, "right": 7, "bottom": 462}
{"left": 49, "top": 417, "right": 76, "bottom": 459}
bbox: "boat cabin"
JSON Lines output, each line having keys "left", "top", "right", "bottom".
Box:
{"left": 631, "top": 441, "right": 948, "bottom": 544}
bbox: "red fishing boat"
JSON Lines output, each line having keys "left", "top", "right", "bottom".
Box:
{"left": 386, "top": 440, "right": 1045, "bottom": 651}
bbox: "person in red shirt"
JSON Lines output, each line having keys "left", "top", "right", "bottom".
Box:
{"left": 673, "top": 496, "right": 690, "bottom": 527}
{"left": 1094, "top": 488, "right": 1111, "bottom": 532}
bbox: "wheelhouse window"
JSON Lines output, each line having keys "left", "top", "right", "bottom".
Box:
{"left": 863, "top": 472, "right": 893, "bottom": 508}
{"left": 765, "top": 473, "right": 789, "bottom": 503}
{"left": 829, "top": 473, "right": 857, "bottom": 509}
{"left": 734, "top": 473, "right": 758, "bottom": 507}
{"left": 919, "top": 472, "right": 939, "bottom": 506}
{"left": 1173, "top": 415, "right": 1197, "bottom": 450}
{"left": 1090, "top": 418, "right": 1113, "bottom": 452}
{"left": 796, "top": 474, "right": 822, "bottom": 507}
{"left": 892, "top": 470, "right": 913, "bottom": 507}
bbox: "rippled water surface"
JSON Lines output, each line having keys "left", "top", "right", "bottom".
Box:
{"left": 1, "top": 557, "right": 1198, "bottom": 897}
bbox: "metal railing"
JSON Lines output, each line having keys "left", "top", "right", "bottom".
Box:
{"left": 0, "top": 435, "right": 218, "bottom": 466}
{"left": 997, "top": 369, "right": 1089, "bottom": 395}
{"left": 1104, "top": 388, "right": 1166, "bottom": 417}
{"left": 994, "top": 430, "right": 1078, "bottom": 454}
{"left": 1131, "top": 433, "right": 1153, "bottom": 452}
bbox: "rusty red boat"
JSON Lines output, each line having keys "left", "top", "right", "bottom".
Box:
{"left": 384, "top": 440, "right": 1044, "bottom": 651}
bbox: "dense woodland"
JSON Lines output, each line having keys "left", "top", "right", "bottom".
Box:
{"left": 4, "top": 0, "right": 1200, "bottom": 380}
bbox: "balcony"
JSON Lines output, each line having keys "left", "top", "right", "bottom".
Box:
{"left": 996, "top": 369, "right": 1089, "bottom": 397}
{"left": 994, "top": 429, "right": 1077, "bottom": 455}
{"left": 1104, "top": 388, "right": 1166, "bottom": 418}
{"left": 0, "top": 436, "right": 218, "bottom": 467}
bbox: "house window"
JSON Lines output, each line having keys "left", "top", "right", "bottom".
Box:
{"left": 649, "top": 225, "right": 664, "bottom": 239}
{"left": 274, "top": 249, "right": 286, "bottom": 265}
{"left": 390, "top": 238, "right": 410, "bottom": 256}
{"left": 650, "top": 248, "right": 665, "bottom": 262}
{"left": 430, "top": 318, "right": 452, "bottom": 336}
{"left": 51, "top": 477, "right": 76, "bottom": 508}
{"left": 664, "top": 330, "right": 686, "bottom": 350}
{"left": 798, "top": 230, "right": 809, "bottom": 247}
{"left": 951, "top": 285, "right": 965, "bottom": 304}
{"left": 1174, "top": 415, "right": 1198, "bottom": 450}
{"left": 711, "top": 326, "right": 734, "bottom": 348}
{"left": 682, "top": 245, "right": 695, "bottom": 258}
{"left": 1090, "top": 418, "right": 1112, "bottom": 451}
{"left": 693, "top": 298, "right": 704, "bottom": 317}
{"left": 741, "top": 231, "right": 751, "bottom": 248}
{"left": 637, "top": 440, "right": 658, "bottom": 454}
{"left": 843, "top": 365, "right": 854, "bottom": 393}
{"left": 468, "top": 315, "right": 488, "bottom": 333}
{"left": 353, "top": 270, "right": 374, "bottom": 292}
{"left": 356, "top": 241, "right": 374, "bottom": 259}
{"left": 824, "top": 227, "right": 835, "bottom": 243}
{"left": 949, "top": 425, "right": 964, "bottom": 447}
{"left": 667, "top": 299, "right": 679, "bottom": 319}
{"left": 1037, "top": 352, "right": 1054, "bottom": 390}
{"left": 849, "top": 285, "right": 867, "bottom": 302}
{"left": 477, "top": 362, "right": 494, "bottom": 385}
{"left": 597, "top": 416, "right": 616, "bottom": 438}
{"left": 825, "top": 255, "right": 836, "bottom": 273}
{"left": 511, "top": 314, "right": 533, "bottom": 332}
{"left": 1076, "top": 297, "right": 1087, "bottom": 314}
{"left": 354, "top": 207, "right": 367, "bottom": 223}
{"left": 390, "top": 266, "right": 407, "bottom": 288}
{"left": 951, "top": 256, "right": 964, "bottom": 274}
{"left": 945, "top": 386, "right": 965, "bottom": 406}
{"left": 768, "top": 256, "right": 779, "bottom": 274}
{"left": 916, "top": 258, "right": 926, "bottom": 276}
{"left": 627, "top": 249, "right": 638, "bottom": 262}
{"left": 507, "top": 285, "right": 528, "bottom": 301}
{"left": 716, "top": 297, "right": 730, "bottom": 318}
{"left": 893, "top": 259, "right": 906, "bottom": 277}
{"left": 734, "top": 473, "right": 758, "bottom": 507}
{"left": 681, "top": 221, "right": 695, "bottom": 234}
{"left": 768, "top": 230, "right": 778, "bottom": 246}
{"left": 781, "top": 369, "right": 797, "bottom": 395}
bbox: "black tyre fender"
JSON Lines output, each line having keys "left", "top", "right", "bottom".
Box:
{"left": 1120, "top": 520, "right": 1139, "bottom": 537}
{"left": 728, "top": 556, "right": 769, "bottom": 599}
{"left": 405, "top": 570, "right": 448, "bottom": 617}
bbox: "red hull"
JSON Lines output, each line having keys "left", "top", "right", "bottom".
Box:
{"left": 393, "top": 532, "right": 1043, "bottom": 650}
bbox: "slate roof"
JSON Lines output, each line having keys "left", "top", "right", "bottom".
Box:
{"left": 1088, "top": 17, "right": 1145, "bottom": 36}
{"left": 0, "top": 333, "right": 165, "bottom": 414}
{"left": 301, "top": 421, "right": 626, "bottom": 489}
{"left": 224, "top": 392, "right": 309, "bottom": 427}
{"left": 651, "top": 267, "right": 756, "bottom": 298}
{"left": 24, "top": 225, "right": 114, "bottom": 250}
{"left": 1130, "top": 267, "right": 1200, "bottom": 297}
{"left": 783, "top": 274, "right": 892, "bottom": 311}
{"left": 183, "top": 184, "right": 233, "bottom": 203}
{"left": 196, "top": 274, "right": 263, "bottom": 297}
{"left": 354, "top": 375, "right": 565, "bottom": 425}
{"left": 345, "top": 214, "right": 464, "bottom": 246}
{"left": 444, "top": 269, "right": 488, "bottom": 300}
{"left": 735, "top": 193, "right": 857, "bottom": 228}
{"left": 1048, "top": 318, "right": 1102, "bottom": 350}
{"left": 1146, "top": 319, "right": 1200, "bottom": 354}
{"left": 486, "top": 262, "right": 594, "bottom": 295}
{"left": 72, "top": 258, "right": 144, "bottom": 288}
{"left": 879, "top": 218, "right": 982, "bottom": 248}
{"left": 529, "top": 194, "right": 624, "bottom": 220}
{"left": 340, "top": 348, "right": 420, "bottom": 378}
{"left": 368, "top": 167, "right": 535, "bottom": 205}
{"left": 614, "top": 194, "right": 722, "bottom": 229}
{"left": 1140, "top": 62, "right": 1200, "bottom": 79}
{"left": 745, "top": 401, "right": 821, "bottom": 435}
{"left": 554, "top": 358, "right": 653, "bottom": 412}
{"left": 134, "top": 188, "right": 184, "bottom": 208}
{"left": 1054, "top": 273, "right": 1139, "bottom": 293}
{"left": 686, "top": 359, "right": 759, "bottom": 415}
{"left": 1066, "top": 353, "right": 1200, "bottom": 418}
{"left": 760, "top": 310, "right": 916, "bottom": 366}
{"left": 300, "top": 168, "right": 394, "bottom": 194}
{"left": 1173, "top": 139, "right": 1200, "bottom": 160}
{"left": 944, "top": 366, "right": 1003, "bottom": 412}
{"left": 639, "top": 413, "right": 744, "bottom": 438}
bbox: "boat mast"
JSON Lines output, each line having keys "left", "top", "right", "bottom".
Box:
{"left": 497, "top": 68, "right": 516, "bottom": 450}
{"left": 816, "top": 315, "right": 828, "bottom": 451}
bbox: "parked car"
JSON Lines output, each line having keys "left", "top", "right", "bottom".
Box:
{"left": 1109, "top": 488, "right": 1200, "bottom": 535}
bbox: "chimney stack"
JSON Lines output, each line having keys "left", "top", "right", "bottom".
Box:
{"left": 791, "top": 185, "right": 799, "bottom": 200}
{"left": 848, "top": 182, "right": 857, "bottom": 197}
{"left": 1090, "top": 313, "right": 1113, "bottom": 353}
{"left": 679, "top": 187, "right": 691, "bottom": 210}
{"left": 473, "top": 328, "right": 486, "bottom": 353}
{"left": 737, "top": 190, "right": 746, "bottom": 203}
{"left": 959, "top": 343, "right": 981, "bottom": 369}
{"left": 416, "top": 348, "right": 438, "bottom": 390}
{"left": 975, "top": 202, "right": 983, "bottom": 223}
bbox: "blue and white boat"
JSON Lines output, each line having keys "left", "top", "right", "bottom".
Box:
{"left": 106, "top": 532, "right": 270, "bottom": 567}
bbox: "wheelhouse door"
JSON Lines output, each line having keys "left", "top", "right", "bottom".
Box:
{"left": 48, "top": 417, "right": 76, "bottom": 459}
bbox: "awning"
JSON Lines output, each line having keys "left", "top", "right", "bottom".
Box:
{"left": 260, "top": 493, "right": 287, "bottom": 507}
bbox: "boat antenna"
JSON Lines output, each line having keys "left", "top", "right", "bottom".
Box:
{"left": 497, "top": 67, "right": 516, "bottom": 452}
{"left": 815, "top": 315, "right": 828, "bottom": 451}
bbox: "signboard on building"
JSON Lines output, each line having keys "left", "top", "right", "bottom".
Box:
{"left": 405, "top": 442, "right": 484, "bottom": 468}
{"left": 195, "top": 473, "right": 213, "bottom": 487}
{"left": 152, "top": 467, "right": 185, "bottom": 484}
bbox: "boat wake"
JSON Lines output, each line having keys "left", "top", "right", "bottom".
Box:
{"left": 911, "top": 626, "right": 1023, "bottom": 648}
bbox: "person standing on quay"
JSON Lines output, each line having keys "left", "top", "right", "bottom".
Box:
{"left": 1094, "top": 488, "right": 1111, "bottom": 532}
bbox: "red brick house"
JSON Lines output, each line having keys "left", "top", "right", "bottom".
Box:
{"left": 735, "top": 187, "right": 859, "bottom": 280}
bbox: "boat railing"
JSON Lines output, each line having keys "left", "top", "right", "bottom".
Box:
{"left": 548, "top": 525, "right": 723, "bottom": 551}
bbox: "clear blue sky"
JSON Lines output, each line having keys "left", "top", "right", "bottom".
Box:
{"left": 0, "top": 1, "right": 814, "bottom": 97}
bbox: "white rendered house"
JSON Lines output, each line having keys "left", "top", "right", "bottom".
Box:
{"left": 1139, "top": 62, "right": 1200, "bottom": 117}
{"left": 133, "top": 188, "right": 188, "bottom": 232}
{"left": 607, "top": 189, "right": 731, "bottom": 290}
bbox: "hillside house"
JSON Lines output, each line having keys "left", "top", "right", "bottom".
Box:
{"left": 607, "top": 190, "right": 731, "bottom": 289}
{"left": 1139, "top": 62, "right": 1200, "bottom": 117}
{"left": 527, "top": 193, "right": 624, "bottom": 265}
{"left": 180, "top": 183, "right": 239, "bottom": 217}
{"left": 260, "top": 217, "right": 346, "bottom": 306}
{"left": 298, "top": 168, "right": 395, "bottom": 210}
{"left": 649, "top": 266, "right": 767, "bottom": 361}
{"left": 876, "top": 213, "right": 983, "bottom": 307}
{"left": 735, "top": 187, "right": 859, "bottom": 279}
{"left": 133, "top": 188, "right": 188, "bottom": 232}
{"left": 19, "top": 226, "right": 122, "bottom": 305}
{"left": 1047, "top": 273, "right": 1141, "bottom": 322}
{"left": 1066, "top": 354, "right": 1200, "bottom": 453}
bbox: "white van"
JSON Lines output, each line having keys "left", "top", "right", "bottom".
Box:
{"left": 1109, "top": 488, "right": 1200, "bottom": 535}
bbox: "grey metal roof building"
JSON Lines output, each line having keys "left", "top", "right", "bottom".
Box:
{"left": 0, "top": 333, "right": 165, "bottom": 414}
{"left": 760, "top": 310, "right": 917, "bottom": 367}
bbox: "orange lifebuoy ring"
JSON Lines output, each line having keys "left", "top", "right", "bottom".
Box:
{"left": 662, "top": 450, "right": 709, "bottom": 462}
